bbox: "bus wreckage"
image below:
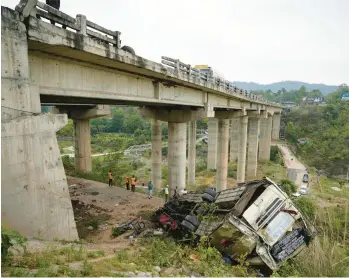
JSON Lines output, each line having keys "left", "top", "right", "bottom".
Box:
{"left": 151, "top": 177, "right": 316, "bottom": 272}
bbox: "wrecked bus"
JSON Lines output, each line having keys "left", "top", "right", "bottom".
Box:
{"left": 152, "top": 177, "right": 315, "bottom": 272}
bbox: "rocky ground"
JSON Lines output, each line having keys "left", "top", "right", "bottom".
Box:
{"left": 67, "top": 176, "right": 164, "bottom": 254}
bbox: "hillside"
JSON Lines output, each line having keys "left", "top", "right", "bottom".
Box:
{"left": 231, "top": 80, "right": 338, "bottom": 95}
{"left": 284, "top": 86, "right": 349, "bottom": 175}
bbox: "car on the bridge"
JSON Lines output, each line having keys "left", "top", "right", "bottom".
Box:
{"left": 152, "top": 177, "right": 315, "bottom": 274}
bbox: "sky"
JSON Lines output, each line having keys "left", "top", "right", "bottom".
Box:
{"left": 2, "top": 0, "right": 349, "bottom": 85}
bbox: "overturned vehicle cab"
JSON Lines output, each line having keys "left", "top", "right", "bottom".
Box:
{"left": 152, "top": 177, "right": 315, "bottom": 272}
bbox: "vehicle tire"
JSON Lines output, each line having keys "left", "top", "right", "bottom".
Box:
{"left": 205, "top": 189, "right": 217, "bottom": 198}
{"left": 196, "top": 206, "right": 208, "bottom": 215}
{"left": 181, "top": 220, "right": 196, "bottom": 232}
{"left": 202, "top": 193, "right": 215, "bottom": 203}
{"left": 257, "top": 264, "right": 273, "bottom": 277}
{"left": 185, "top": 214, "right": 200, "bottom": 227}
{"left": 121, "top": 45, "right": 136, "bottom": 55}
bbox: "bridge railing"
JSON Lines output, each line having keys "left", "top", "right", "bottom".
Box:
{"left": 33, "top": 1, "right": 121, "bottom": 47}
{"left": 161, "top": 56, "right": 266, "bottom": 103}
{"left": 26, "top": 1, "right": 275, "bottom": 107}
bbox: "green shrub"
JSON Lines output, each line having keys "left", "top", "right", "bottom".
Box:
{"left": 196, "top": 159, "right": 207, "bottom": 173}
{"left": 228, "top": 162, "right": 237, "bottom": 178}
{"left": 279, "top": 179, "right": 297, "bottom": 196}
{"left": 1, "top": 227, "right": 27, "bottom": 262}
{"left": 294, "top": 197, "right": 316, "bottom": 219}
{"left": 61, "top": 156, "right": 75, "bottom": 171}
{"left": 270, "top": 146, "right": 284, "bottom": 166}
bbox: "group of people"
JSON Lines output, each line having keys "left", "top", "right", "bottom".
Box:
{"left": 107, "top": 170, "right": 137, "bottom": 192}
{"left": 124, "top": 175, "right": 137, "bottom": 192}
{"left": 107, "top": 170, "right": 172, "bottom": 201}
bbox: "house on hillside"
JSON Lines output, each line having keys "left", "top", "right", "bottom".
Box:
{"left": 296, "top": 138, "right": 311, "bottom": 145}
{"left": 302, "top": 97, "right": 325, "bottom": 105}
{"left": 282, "top": 101, "right": 297, "bottom": 108}
{"left": 341, "top": 93, "right": 349, "bottom": 101}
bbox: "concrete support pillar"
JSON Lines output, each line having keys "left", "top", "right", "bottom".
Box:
{"left": 168, "top": 122, "right": 186, "bottom": 196}
{"left": 230, "top": 118, "right": 240, "bottom": 162}
{"left": 237, "top": 116, "right": 248, "bottom": 183}
{"left": 207, "top": 118, "right": 218, "bottom": 170}
{"left": 216, "top": 119, "right": 230, "bottom": 191}
{"left": 246, "top": 117, "right": 260, "bottom": 179}
{"left": 1, "top": 9, "right": 79, "bottom": 240}
{"left": 151, "top": 119, "right": 162, "bottom": 191}
{"left": 187, "top": 121, "right": 196, "bottom": 186}
{"left": 259, "top": 116, "right": 272, "bottom": 161}
{"left": 272, "top": 113, "right": 281, "bottom": 140}
{"left": 73, "top": 119, "right": 92, "bottom": 173}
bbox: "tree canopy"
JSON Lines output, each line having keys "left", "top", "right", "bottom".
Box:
{"left": 284, "top": 86, "right": 349, "bottom": 175}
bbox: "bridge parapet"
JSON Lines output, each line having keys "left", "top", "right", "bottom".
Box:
{"left": 12, "top": 0, "right": 280, "bottom": 110}
{"left": 16, "top": 0, "right": 121, "bottom": 47}
{"left": 161, "top": 56, "right": 265, "bottom": 103}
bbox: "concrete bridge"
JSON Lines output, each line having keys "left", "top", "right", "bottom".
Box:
{"left": 1, "top": 0, "right": 282, "bottom": 240}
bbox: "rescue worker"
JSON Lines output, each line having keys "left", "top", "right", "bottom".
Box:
{"left": 164, "top": 185, "right": 169, "bottom": 202}
{"left": 173, "top": 186, "right": 179, "bottom": 200}
{"left": 131, "top": 175, "right": 137, "bottom": 192}
{"left": 125, "top": 176, "right": 130, "bottom": 190}
{"left": 147, "top": 181, "right": 153, "bottom": 199}
{"left": 108, "top": 170, "right": 113, "bottom": 187}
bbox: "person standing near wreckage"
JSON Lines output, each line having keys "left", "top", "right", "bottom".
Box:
{"left": 147, "top": 181, "right": 153, "bottom": 199}
{"left": 108, "top": 170, "right": 113, "bottom": 187}
{"left": 125, "top": 176, "right": 130, "bottom": 191}
{"left": 164, "top": 185, "right": 169, "bottom": 202}
{"left": 131, "top": 175, "right": 137, "bottom": 192}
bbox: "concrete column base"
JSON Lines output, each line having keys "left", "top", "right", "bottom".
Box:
{"left": 216, "top": 119, "right": 230, "bottom": 191}
{"left": 168, "top": 122, "right": 186, "bottom": 196}
{"left": 230, "top": 118, "right": 240, "bottom": 163}
{"left": 187, "top": 121, "right": 196, "bottom": 186}
{"left": 151, "top": 119, "right": 162, "bottom": 191}
{"left": 237, "top": 116, "right": 248, "bottom": 183}
{"left": 73, "top": 119, "right": 92, "bottom": 173}
{"left": 1, "top": 11, "right": 77, "bottom": 241}
{"left": 259, "top": 116, "right": 272, "bottom": 161}
{"left": 246, "top": 117, "right": 260, "bottom": 179}
{"left": 1, "top": 114, "right": 78, "bottom": 240}
{"left": 272, "top": 113, "right": 281, "bottom": 140}
{"left": 207, "top": 118, "right": 218, "bottom": 170}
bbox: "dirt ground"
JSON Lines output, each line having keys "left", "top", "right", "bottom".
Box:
{"left": 67, "top": 176, "right": 164, "bottom": 254}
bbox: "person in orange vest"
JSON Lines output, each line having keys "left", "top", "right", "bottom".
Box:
{"left": 125, "top": 176, "right": 130, "bottom": 191}
{"left": 131, "top": 175, "right": 137, "bottom": 192}
{"left": 108, "top": 170, "right": 113, "bottom": 187}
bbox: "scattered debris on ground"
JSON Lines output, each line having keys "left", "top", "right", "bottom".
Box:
{"left": 2, "top": 176, "right": 317, "bottom": 277}
{"left": 138, "top": 177, "right": 316, "bottom": 274}
{"left": 67, "top": 176, "right": 163, "bottom": 250}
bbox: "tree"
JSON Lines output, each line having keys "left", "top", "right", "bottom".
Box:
{"left": 123, "top": 114, "right": 144, "bottom": 134}
{"left": 57, "top": 119, "right": 73, "bottom": 137}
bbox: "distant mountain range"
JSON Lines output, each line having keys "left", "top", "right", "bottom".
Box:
{"left": 231, "top": 81, "right": 338, "bottom": 95}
